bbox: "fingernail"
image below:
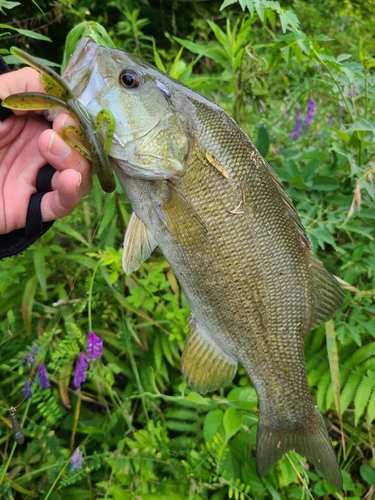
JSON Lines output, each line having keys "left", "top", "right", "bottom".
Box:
{"left": 48, "top": 131, "right": 71, "bottom": 158}
{"left": 76, "top": 172, "right": 82, "bottom": 187}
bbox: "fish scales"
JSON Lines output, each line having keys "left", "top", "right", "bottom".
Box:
{"left": 4, "top": 37, "right": 344, "bottom": 490}
{"left": 176, "top": 103, "right": 314, "bottom": 412}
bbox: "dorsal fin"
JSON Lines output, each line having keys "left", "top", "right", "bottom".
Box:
{"left": 265, "top": 161, "right": 312, "bottom": 249}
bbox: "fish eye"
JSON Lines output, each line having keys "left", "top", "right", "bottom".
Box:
{"left": 120, "top": 70, "right": 141, "bottom": 88}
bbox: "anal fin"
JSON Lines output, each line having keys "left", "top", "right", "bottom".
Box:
{"left": 122, "top": 212, "right": 158, "bottom": 273}
{"left": 182, "top": 316, "right": 237, "bottom": 393}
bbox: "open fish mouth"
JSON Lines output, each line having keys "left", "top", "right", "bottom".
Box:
{"left": 63, "top": 38, "right": 106, "bottom": 107}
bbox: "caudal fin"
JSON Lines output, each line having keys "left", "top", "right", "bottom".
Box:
{"left": 256, "top": 408, "right": 342, "bottom": 490}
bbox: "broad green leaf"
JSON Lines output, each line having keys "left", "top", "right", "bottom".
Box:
{"left": 0, "top": 1, "right": 20, "bottom": 11}
{"left": 187, "top": 392, "right": 210, "bottom": 405}
{"left": 223, "top": 407, "right": 243, "bottom": 440}
{"left": 227, "top": 387, "right": 257, "bottom": 410}
{"left": 360, "top": 464, "right": 375, "bottom": 485}
{"left": 337, "top": 53, "right": 352, "bottom": 62}
{"left": 311, "top": 176, "right": 340, "bottom": 191}
{"left": 203, "top": 409, "right": 224, "bottom": 442}
{"left": 256, "top": 126, "right": 270, "bottom": 157}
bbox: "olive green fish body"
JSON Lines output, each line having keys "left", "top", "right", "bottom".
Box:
{"left": 49, "top": 38, "right": 345, "bottom": 488}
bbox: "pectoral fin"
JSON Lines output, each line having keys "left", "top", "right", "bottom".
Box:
{"left": 159, "top": 185, "right": 207, "bottom": 250}
{"left": 122, "top": 212, "right": 158, "bottom": 273}
{"left": 182, "top": 316, "right": 237, "bottom": 393}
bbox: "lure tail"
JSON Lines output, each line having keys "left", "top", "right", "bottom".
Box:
{"left": 256, "top": 407, "right": 342, "bottom": 490}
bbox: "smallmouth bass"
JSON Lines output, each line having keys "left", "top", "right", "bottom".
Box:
{"left": 5, "top": 37, "right": 344, "bottom": 489}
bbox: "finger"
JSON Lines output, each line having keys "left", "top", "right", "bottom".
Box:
{"left": 38, "top": 129, "right": 93, "bottom": 196}
{"left": 40, "top": 169, "right": 86, "bottom": 222}
{"left": 0, "top": 68, "right": 46, "bottom": 115}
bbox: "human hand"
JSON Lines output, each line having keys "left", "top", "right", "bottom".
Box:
{"left": 0, "top": 67, "right": 93, "bottom": 234}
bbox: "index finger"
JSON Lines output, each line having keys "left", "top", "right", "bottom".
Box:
{"left": 0, "top": 67, "right": 45, "bottom": 100}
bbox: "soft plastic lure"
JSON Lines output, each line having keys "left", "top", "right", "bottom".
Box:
{"left": 10, "top": 407, "right": 24, "bottom": 445}
{"left": 2, "top": 47, "right": 116, "bottom": 193}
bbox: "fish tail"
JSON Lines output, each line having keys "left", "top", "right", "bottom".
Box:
{"left": 256, "top": 407, "right": 342, "bottom": 490}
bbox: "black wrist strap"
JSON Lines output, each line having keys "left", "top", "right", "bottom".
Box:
{"left": 0, "top": 165, "right": 56, "bottom": 259}
{"left": 0, "top": 54, "right": 56, "bottom": 259}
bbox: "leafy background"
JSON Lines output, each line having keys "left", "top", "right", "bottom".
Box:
{"left": 0, "top": 0, "right": 374, "bottom": 499}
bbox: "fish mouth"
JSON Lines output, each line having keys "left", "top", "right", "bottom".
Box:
{"left": 63, "top": 37, "right": 105, "bottom": 105}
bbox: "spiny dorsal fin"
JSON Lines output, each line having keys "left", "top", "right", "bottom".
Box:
{"left": 122, "top": 212, "right": 158, "bottom": 273}
{"left": 265, "top": 161, "right": 312, "bottom": 249}
{"left": 182, "top": 315, "right": 237, "bottom": 393}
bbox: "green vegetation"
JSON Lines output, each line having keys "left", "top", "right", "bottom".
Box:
{"left": 0, "top": 0, "right": 374, "bottom": 498}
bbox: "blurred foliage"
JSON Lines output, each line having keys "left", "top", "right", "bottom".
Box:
{"left": 0, "top": 0, "right": 375, "bottom": 499}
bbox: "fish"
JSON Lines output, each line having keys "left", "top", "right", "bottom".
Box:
{"left": 4, "top": 37, "right": 344, "bottom": 490}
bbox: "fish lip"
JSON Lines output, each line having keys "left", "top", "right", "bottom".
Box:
{"left": 63, "top": 38, "right": 107, "bottom": 107}
{"left": 63, "top": 37, "right": 98, "bottom": 86}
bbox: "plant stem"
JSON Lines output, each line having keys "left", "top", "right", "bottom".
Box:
{"left": 312, "top": 48, "right": 355, "bottom": 122}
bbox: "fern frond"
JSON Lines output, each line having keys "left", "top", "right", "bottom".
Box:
{"left": 316, "top": 369, "right": 332, "bottom": 412}
{"left": 354, "top": 372, "right": 375, "bottom": 425}
{"left": 345, "top": 342, "right": 375, "bottom": 367}
{"left": 341, "top": 372, "right": 363, "bottom": 413}
{"left": 366, "top": 387, "right": 375, "bottom": 423}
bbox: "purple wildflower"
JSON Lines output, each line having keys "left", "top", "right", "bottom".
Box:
{"left": 86, "top": 331, "right": 103, "bottom": 361}
{"left": 70, "top": 447, "right": 83, "bottom": 472}
{"left": 291, "top": 109, "right": 302, "bottom": 140}
{"left": 37, "top": 363, "right": 51, "bottom": 389}
{"left": 73, "top": 352, "right": 89, "bottom": 388}
{"left": 22, "top": 342, "right": 38, "bottom": 367}
{"left": 305, "top": 96, "right": 316, "bottom": 128}
{"left": 23, "top": 380, "right": 32, "bottom": 399}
